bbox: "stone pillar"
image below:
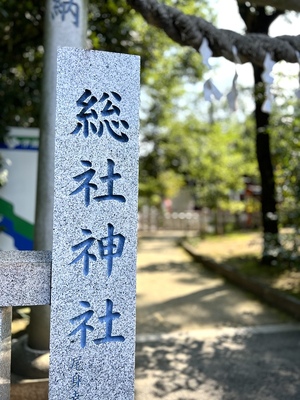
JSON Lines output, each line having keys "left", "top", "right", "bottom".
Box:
{"left": 28, "top": 0, "right": 88, "bottom": 350}
{"left": 49, "top": 47, "right": 140, "bottom": 400}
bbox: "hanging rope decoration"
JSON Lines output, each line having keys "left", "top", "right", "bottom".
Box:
{"left": 199, "top": 38, "right": 222, "bottom": 102}
{"left": 227, "top": 46, "right": 241, "bottom": 112}
{"left": 261, "top": 53, "right": 276, "bottom": 113}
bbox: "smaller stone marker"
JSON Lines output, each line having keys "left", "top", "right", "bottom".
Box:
{"left": 49, "top": 48, "right": 140, "bottom": 400}
{"left": 0, "top": 251, "right": 51, "bottom": 306}
{"left": 0, "top": 251, "right": 51, "bottom": 400}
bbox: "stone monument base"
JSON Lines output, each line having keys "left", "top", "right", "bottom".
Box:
{"left": 10, "top": 334, "right": 49, "bottom": 400}
{"left": 11, "top": 335, "right": 49, "bottom": 379}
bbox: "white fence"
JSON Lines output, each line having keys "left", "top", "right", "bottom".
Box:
{"left": 138, "top": 207, "right": 261, "bottom": 234}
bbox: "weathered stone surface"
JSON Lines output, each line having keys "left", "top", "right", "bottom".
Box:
{"left": 0, "top": 251, "right": 51, "bottom": 306}
{"left": 49, "top": 48, "right": 140, "bottom": 400}
{"left": 0, "top": 307, "right": 12, "bottom": 400}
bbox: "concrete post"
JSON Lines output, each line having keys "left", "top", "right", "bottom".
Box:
{"left": 28, "top": 0, "right": 88, "bottom": 350}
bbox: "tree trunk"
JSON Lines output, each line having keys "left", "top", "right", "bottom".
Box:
{"left": 238, "top": 5, "right": 283, "bottom": 264}
{"left": 253, "top": 65, "right": 280, "bottom": 263}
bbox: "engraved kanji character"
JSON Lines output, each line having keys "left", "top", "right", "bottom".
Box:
{"left": 94, "top": 159, "right": 126, "bottom": 203}
{"left": 70, "top": 89, "right": 98, "bottom": 137}
{"left": 93, "top": 299, "right": 125, "bottom": 344}
{"left": 70, "top": 229, "right": 97, "bottom": 276}
{"left": 70, "top": 356, "right": 83, "bottom": 371}
{"left": 70, "top": 160, "right": 97, "bottom": 207}
{"left": 52, "top": 0, "right": 80, "bottom": 27}
{"left": 99, "top": 91, "right": 129, "bottom": 142}
{"left": 69, "top": 301, "right": 94, "bottom": 348}
{"left": 72, "top": 372, "right": 82, "bottom": 388}
{"left": 98, "top": 223, "right": 125, "bottom": 277}
{"left": 71, "top": 391, "right": 82, "bottom": 399}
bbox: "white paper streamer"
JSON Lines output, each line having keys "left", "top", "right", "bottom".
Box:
{"left": 199, "top": 38, "right": 212, "bottom": 68}
{"left": 204, "top": 79, "right": 222, "bottom": 102}
{"left": 261, "top": 53, "right": 275, "bottom": 84}
{"left": 232, "top": 45, "right": 241, "bottom": 64}
{"left": 227, "top": 72, "right": 238, "bottom": 111}
{"left": 199, "top": 38, "right": 223, "bottom": 103}
{"left": 226, "top": 46, "right": 241, "bottom": 111}
{"left": 262, "top": 86, "right": 273, "bottom": 113}
{"left": 261, "top": 53, "right": 275, "bottom": 114}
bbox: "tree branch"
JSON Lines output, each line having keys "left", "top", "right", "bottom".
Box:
{"left": 127, "top": 0, "right": 300, "bottom": 67}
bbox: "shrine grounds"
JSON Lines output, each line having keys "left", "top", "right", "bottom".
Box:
{"left": 135, "top": 231, "right": 300, "bottom": 400}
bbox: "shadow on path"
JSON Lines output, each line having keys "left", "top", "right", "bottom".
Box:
{"left": 136, "top": 328, "right": 300, "bottom": 400}
{"left": 137, "top": 236, "right": 292, "bottom": 335}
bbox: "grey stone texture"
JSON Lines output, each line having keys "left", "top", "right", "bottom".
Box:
{"left": 49, "top": 48, "right": 140, "bottom": 400}
{"left": 0, "top": 307, "right": 12, "bottom": 400}
{"left": 0, "top": 251, "right": 51, "bottom": 306}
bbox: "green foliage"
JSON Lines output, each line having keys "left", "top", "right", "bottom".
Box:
{"left": 139, "top": 170, "right": 185, "bottom": 208}
{"left": 140, "top": 113, "right": 257, "bottom": 209}
{"left": 269, "top": 98, "right": 300, "bottom": 227}
{"left": 0, "top": 1, "right": 44, "bottom": 136}
{"left": 0, "top": 154, "right": 8, "bottom": 187}
{"left": 88, "top": 1, "right": 136, "bottom": 54}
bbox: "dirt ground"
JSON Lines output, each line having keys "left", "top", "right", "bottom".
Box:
{"left": 191, "top": 232, "right": 262, "bottom": 261}
{"left": 191, "top": 231, "right": 300, "bottom": 299}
